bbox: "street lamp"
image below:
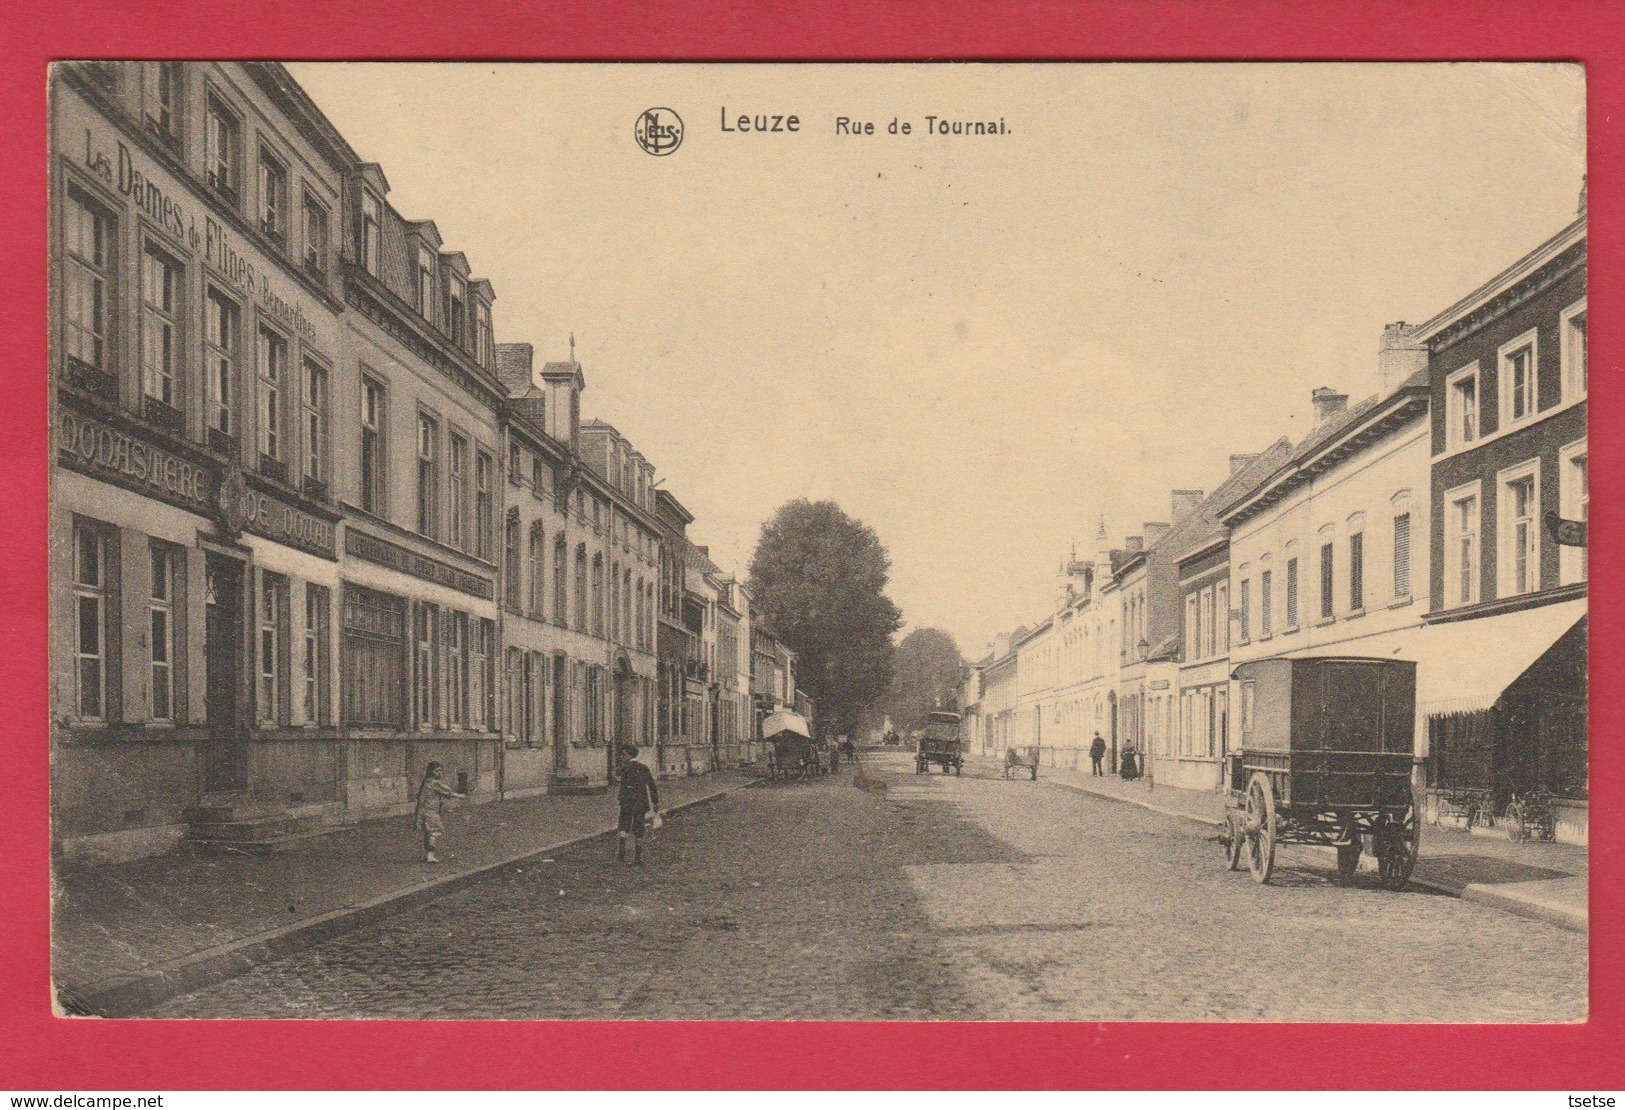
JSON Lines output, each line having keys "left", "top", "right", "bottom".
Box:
{"left": 1137, "top": 637, "right": 1149, "bottom": 661}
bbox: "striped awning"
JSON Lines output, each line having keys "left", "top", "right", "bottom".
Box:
{"left": 1416, "top": 599, "right": 1586, "bottom": 717}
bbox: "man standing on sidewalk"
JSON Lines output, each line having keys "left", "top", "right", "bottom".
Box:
{"left": 1090, "top": 733, "right": 1107, "bottom": 777}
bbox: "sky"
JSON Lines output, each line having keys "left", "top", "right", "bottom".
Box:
{"left": 286, "top": 62, "right": 1585, "bottom": 659}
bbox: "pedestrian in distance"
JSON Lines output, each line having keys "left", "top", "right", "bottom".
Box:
{"left": 413, "top": 761, "right": 465, "bottom": 864}
{"left": 615, "top": 744, "right": 660, "bottom": 865}
{"left": 829, "top": 741, "right": 840, "bottom": 775}
{"left": 1089, "top": 733, "right": 1107, "bottom": 777}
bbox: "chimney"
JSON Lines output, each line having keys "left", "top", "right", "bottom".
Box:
{"left": 1312, "top": 387, "right": 1349, "bottom": 426}
{"left": 1124, "top": 535, "right": 1144, "bottom": 554}
{"left": 1171, "top": 489, "right": 1204, "bottom": 521}
{"left": 1378, "top": 323, "right": 1428, "bottom": 394}
{"left": 1228, "top": 453, "right": 1258, "bottom": 475}
{"left": 1142, "top": 522, "right": 1171, "bottom": 549}
{"left": 495, "top": 342, "right": 534, "bottom": 395}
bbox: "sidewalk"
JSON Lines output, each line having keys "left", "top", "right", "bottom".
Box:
{"left": 52, "top": 769, "right": 758, "bottom": 1016}
{"left": 970, "top": 753, "right": 1588, "bottom": 933}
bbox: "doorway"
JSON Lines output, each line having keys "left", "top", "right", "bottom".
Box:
{"left": 203, "top": 554, "right": 247, "bottom": 794}
{"left": 552, "top": 654, "right": 569, "bottom": 772}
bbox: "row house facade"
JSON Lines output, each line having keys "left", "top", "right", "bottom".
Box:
{"left": 50, "top": 62, "right": 743, "bottom": 863}
{"left": 1413, "top": 213, "right": 1588, "bottom": 841}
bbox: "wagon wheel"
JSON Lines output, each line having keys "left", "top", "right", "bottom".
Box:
{"left": 1224, "top": 813, "right": 1245, "bottom": 871}
{"left": 1374, "top": 800, "right": 1421, "bottom": 891}
{"left": 1244, "top": 773, "right": 1277, "bottom": 885}
{"left": 1336, "top": 834, "right": 1363, "bottom": 880}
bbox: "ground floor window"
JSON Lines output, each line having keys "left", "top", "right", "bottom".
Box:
{"left": 302, "top": 583, "right": 330, "bottom": 726}
{"left": 413, "top": 602, "right": 438, "bottom": 728}
{"left": 257, "top": 572, "right": 289, "bottom": 726}
{"left": 72, "top": 517, "right": 116, "bottom": 722}
{"left": 341, "top": 584, "right": 407, "bottom": 727}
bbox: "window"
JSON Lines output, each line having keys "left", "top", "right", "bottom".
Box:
{"left": 1239, "top": 681, "right": 1255, "bottom": 739}
{"left": 575, "top": 546, "right": 588, "bottom": 632}
{"left": 528, "top": 522, "right": 546, "bottom": 617}
{"left": 149, "top": 544, "right": 176, "bottom": 722}
{"left": 447, "top": 433, "right": 468, "bottom": 550}
{"left": 257, "top": 327, "right": 287, "bottom": 465}
{"left": 416, "top": 412, "right": 439, "bottom": 539}
{"left": 638, "top": 577, "right": 649, "bottom": 650}
{"left": 1445, "top": 485, "right": 1481, "bottom": 607}
{"left": 1259, "top": 569, "right": 1273, "bottom": 636}
{"left": 476, "top": 302, "right": 494, "bottom": 368}
{"left": 471, "top": 619, "right": 495, "bottom": 731}
{"left": 554, "top": 535, "right": 568, "bottom": 624}
{"left": 204, "top": 288, "right": 239, "bottom": 436}
{"left": 360, "top": 376, "right": 386, "bottom": 514}
{"left": 1561, "top": 300, "right": 1587, "bottom": 401}
{"left": 1560, "top": 441, "right": 1588, "bottom": 585}
{"left": 1216, "top": 583, "right": 1228, "bottom": 653}
{"left": 624, "top": 569, "right": 634, "bottom": 643}
{"left": 73, "top": 521, "right": 111, "bottom": 721}
{"left": 504, "top": 512, "right": 521, "bottom": 610}
{"left": 303, "top": 584, "right": 330, "bottom": 726}
{"left": 303, "top": 360, "right": 329, "bottom": 486}
{"left": 532, "top": 456, "right": 547, "bottom": 498}
{"left": 509, "top": 442, "right": 523, "bottom": 484}
{"left": 1238, "top": 577, "right": 1251, "bottom": 642}
{"left": 474, "top": 450, "right": 494, "bottom": 560}
{"left": 592, "top": 554, "right": 605, "bottom": 637}
{"left": 1319, "top": 543, "right": 1335, "bottom": 620}
{"left": 205, "top": 95, "right": 240, "bottom": 201}
{"left": 413, "top": 603, "right": 438, "bottom": 728}
{"left": 63, "top": 190, "right": 112, "bottom": 375}
{"left": 303, "top": 192, "right": 329, "bottom": 276}
{"left": 1284, "top": 557, "right": 1299, "bottom": 628}
{"left": 139, "top": 244, "right": 180, "bottom": 408}
{"left": 258, "top": 573, "right": 287, "bottom": 726}
{"left": 1348, "top": 532, "right": 1364, "bottom": 612}
{"left": 1499, "top": 330, "right": 1539, "bottom": 426}
{"left": 1500, "top": 465, "right": 1540, "bottom": 597}
{"left": 1447, "top": 364, "right": 1479, "bottom": 449}
{"left": 258, "top": 147, "right": 288, "bottom": 247}
{"left": 416, "top": 245, "right": 436, "bottom": 318}
{"left": 360, "top": 192, "right": 382, "bottom": 276}
{"left": 447, "top": 274, "right": 467, "bottom": 345}
{"left": 446, "top": 611, "right": 468, "bottom": 729}
{"left": 341, "top": 585, "right": 407, "bottom": 727}
{"left": 1393, "top": 513, "right": 1411, "bottom": 598}
{"left": 143, "top": 63, "right": 181, "bottom": 143}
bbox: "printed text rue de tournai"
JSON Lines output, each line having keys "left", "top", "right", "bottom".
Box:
{"left": 719, "top": 107, "right": 1011, "bottom": 137}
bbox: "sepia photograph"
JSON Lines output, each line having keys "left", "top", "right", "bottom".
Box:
{"left": 45, "top": 61, "right": 1587, "bottom": 1024}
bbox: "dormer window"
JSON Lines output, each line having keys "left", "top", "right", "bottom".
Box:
{"left": 447, "top": 274, "right": 467, "bottom": 345}
{"left": 416, "top": 246, "right": 436, "bottom": 319}
{"left": 476, "top": 302, "right": 494, "bottom": 368}
{"left": 360, "top": 192, "right": 382, "bottom": 276}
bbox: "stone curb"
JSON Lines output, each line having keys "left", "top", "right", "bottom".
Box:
{"left": 998, "top": 760, "right": 1588, "bottom": 935}
{"left": 60, "top": 781, "right": 755, "bottom": 1018}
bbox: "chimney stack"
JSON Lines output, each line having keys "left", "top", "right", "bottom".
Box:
{"left": 1229, "top": 453, "right": 1258, "bottom": 475}
{"left": 1312, "top": 387, "right": 1349, "bottom": 426}
{"left": 1124, "top": 535, "right": 1144, "bottom": 554}
{"left": 1378, "top": 322, "right": 1428, "bottom": 395}
{"left": 1142, "top": 522, "right": 1171, "bottom": 548}
{"left": 1171, "top": 489, "right": 1204, "bottom": 521}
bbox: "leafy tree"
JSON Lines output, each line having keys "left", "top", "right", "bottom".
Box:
{"left": 747, "top": 499, "right": 903, "bottom": 737}
{"left": 883, "top": 628, "right": 965, "bottom": 737}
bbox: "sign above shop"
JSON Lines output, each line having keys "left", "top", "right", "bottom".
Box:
{"left": 223, "top": 473, "right": 338, "bottom": 560}
{"left": 56, "top": 405, "right": 212, "bottom": 515}
{"left": 345, "top": 528, "right": 494, "bottom": 601}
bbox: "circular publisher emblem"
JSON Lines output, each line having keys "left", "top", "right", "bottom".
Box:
{"left": 216, "top": 468, "right": 249, "bottom": 537}
{"left": 635, "top": 108, "right": 684, "bottom": 156}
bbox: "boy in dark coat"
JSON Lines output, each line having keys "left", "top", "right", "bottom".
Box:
{"left": 615, "top": 744, "right": 660, "bottom": 865}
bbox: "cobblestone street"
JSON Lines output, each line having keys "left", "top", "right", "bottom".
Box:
{"left": 150, "top": 752, "right": 1587, "bottom": 1021}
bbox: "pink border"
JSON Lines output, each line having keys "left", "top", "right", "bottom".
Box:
{"left": 2, "top": 0, "right": 1619, "bottom": 1089}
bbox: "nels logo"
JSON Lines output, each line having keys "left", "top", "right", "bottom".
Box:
{"left": 635, "top": 108, "right": 684, "bottom": 156}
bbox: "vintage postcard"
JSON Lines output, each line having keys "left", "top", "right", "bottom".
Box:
{"left": 46, "top": 61, "right": 1586, "bottom": 1022}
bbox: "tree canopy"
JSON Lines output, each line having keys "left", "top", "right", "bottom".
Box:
{"left": 882, "top": 628, "right": 966, "bottom": 737}
{"left": 747, "top": 499, "right": 903, "bottom": 736}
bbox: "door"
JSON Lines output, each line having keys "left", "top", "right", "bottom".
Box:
{"left": 552, "top": 654, "right": 569, "bottom": 772}
{"left": 203, "top": 555, "right": 248, "bottom": 793}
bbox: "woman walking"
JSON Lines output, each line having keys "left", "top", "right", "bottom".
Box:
{"left": 413, "top": 761, "right": 465, "bottom": 864}
{"left": 615, "top": 744, "right": 660, "bottom": 865}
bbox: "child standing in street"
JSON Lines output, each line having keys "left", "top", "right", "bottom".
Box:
{"left": 615, "top": 744, "right": 660, "bottom": 865}
{"left": 413, "top": 761, "right": 465, "bottom": 863}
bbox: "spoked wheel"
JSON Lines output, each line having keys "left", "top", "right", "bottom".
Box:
{"left": 1374, "top": 801, "right": 1421, "bottom": 891}
{"left": 1336, "top": 834, "right": 1363, "bottom": 880}
{"left": 1244, "top": 773, "right": 1277, "bottom": 885}
{"left": 1224, "top": 813, "right": 1245, "bottom": 871}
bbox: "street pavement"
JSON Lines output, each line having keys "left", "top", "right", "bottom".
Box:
{"left": 146, "top": 750, "right": 1587, "bottom": 1021}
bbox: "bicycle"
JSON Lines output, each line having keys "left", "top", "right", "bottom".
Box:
{"left": 1504, "top": 790, "right": 1557, "bottom": 843}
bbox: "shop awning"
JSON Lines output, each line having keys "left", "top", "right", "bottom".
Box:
{"left": 1415, "top": 599, "right": 1586, "bottom": 717}
{"left": 762, "top": 710, "right": 811, "bottom": 739}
